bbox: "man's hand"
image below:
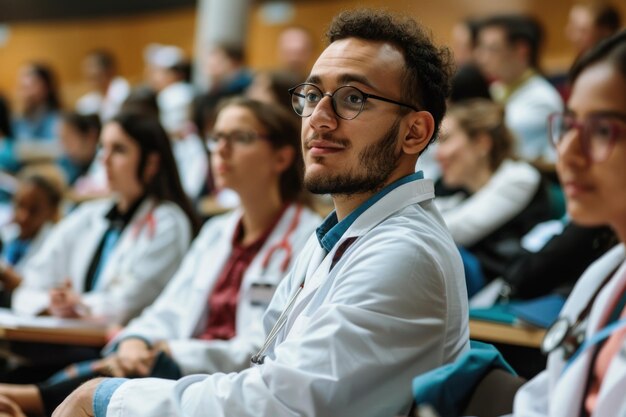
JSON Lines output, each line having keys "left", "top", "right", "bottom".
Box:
{"left": 52, "top": 377, "right": 105, "bottom": 417}
{"left": 0, "top": 394, "right": 26, "bottom": 417}
{"left": 113, "top": 338, "right": 156, "bottom": 377}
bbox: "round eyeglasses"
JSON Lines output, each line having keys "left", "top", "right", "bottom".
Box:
{"left": 548, "top": 112, "right": 626, "bottom": 163}
{"left": 288, "top": 83, "right": 419, "bottom": 120}
{"left": 205, "top": 130, "right": 267, "bottom": 152}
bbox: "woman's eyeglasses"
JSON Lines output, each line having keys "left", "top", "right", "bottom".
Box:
{"left": 205, "top": 130, "right": 268, "bottom": 152}
{"left": 548, "top": 112, "right": 626, "bottom": 163}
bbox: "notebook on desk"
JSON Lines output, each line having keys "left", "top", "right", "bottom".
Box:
{"left": 470, "top": 294, "right": 566, "bottom": 329}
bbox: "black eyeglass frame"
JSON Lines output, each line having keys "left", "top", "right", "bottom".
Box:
{"left": 288, "top": 83, "right": 420, "bottom": 120}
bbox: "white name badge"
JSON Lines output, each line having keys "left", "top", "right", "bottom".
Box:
{"left": 249, "top": 283, "right": 277, "bottom": 306}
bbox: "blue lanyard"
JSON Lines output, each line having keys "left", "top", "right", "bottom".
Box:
{"left": 564, "top": 316, "right": 626, "bottom": 373}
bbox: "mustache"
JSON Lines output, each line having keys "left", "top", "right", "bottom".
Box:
{"left": 304, "top": 133, "right": 350, "bottom": 148}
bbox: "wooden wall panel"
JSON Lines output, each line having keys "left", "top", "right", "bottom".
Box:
{"left": 1, "top": 1, "right": 625, "bottom": 111}
{"left": 0, "top": 7, "right": 196, "bottom": 109}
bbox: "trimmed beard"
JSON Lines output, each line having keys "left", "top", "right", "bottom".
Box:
{"left": 304, "top": 118, "right": 402, "bottom": 195}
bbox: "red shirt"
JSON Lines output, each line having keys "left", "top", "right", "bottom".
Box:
{"left": 197, "top": 207, "right": 287, "bottom": 340}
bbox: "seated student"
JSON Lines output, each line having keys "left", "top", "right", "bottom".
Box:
{"left": 56, "top": 112, "right": 101, "bottom": 187}
{"left": 435, "top": 99, "right": 553, "bottom": 289}
{"left": 11, "top": 111, "right": 198, "bottom": 324}
{"left": 0, "top": 97, "right": 322, "bottom": 417}
{"left": 412, "top": 30, "right": 626, "bottom": 417}
{"left": 2, "top": 111, "right": 198, "bottom": 383}
{"left": 11, "top": 63, "right": 61, "bottom": 142}
{"left": 0, "top": 173, "right": 62, "bottom": 305}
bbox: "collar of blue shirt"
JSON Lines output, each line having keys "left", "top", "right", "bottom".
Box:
{"left": 315, "top": 171, "right": 424, "bottom": 252}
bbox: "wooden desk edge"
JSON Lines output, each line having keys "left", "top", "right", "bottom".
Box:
{"left": 2, "top": 327, "right": 108, "bottom": 347}
{"left": 469, "top": 319, "right": 546, "bottom": 348}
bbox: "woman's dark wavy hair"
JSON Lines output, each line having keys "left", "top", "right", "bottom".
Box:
{"left": 0, "top": 95, "right": 12, "bottom": 138}
{"left": 569, "top": 29, "right": 626, "bottom": 84}
{"left": 26, "top": 63, "right": 61, "bottom": 111}
{"left": 215, "top": 97, "right": 306, "bottom": 204}
{"left": 111, "top": 111, "right": 200, "bottom": 236}
{"left": 325, "top": 9, "right": 454, "bottom": 147}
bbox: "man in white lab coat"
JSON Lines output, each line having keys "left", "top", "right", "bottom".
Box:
{"left": 53, "top": 9, "right": 470, "bottom": 417}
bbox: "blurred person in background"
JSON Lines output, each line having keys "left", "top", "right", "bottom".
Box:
{"left": 276, "top": 26, "right": 315, "bottom": 80}
{"left": 75, "top": 49, "right": 130, "bottom": 123}
{"left": 11, "top": 63, "right": 62, "bottom": 142}
{"left": 144, "top": 44, "right": 207, "bottom": 200}
{"left": 566, "top": 0, "right": 622, "bottom": 58}
{"left": 435, "top": 99, "right": 552, "bottom": 294}
{"left": 246, "top": 70, "right": 301, "bottom": 114}
{"left": 2, "top": 111, "right": 198, "bottom": 384}
{"left": 476, "top": 15, "right": 563, "bottom": 162}
{"left": 0, "top": 173, "right": 62, "bottom": 306}
{"left": 57, "top": 112, "right": 101, "bottom": 187}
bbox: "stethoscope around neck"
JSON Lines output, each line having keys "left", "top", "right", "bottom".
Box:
{"left": 541, "top": 266, "right": 626, "bottom": 372}
{"left": 259, "top": 205, "right": 303, "bottom": 274}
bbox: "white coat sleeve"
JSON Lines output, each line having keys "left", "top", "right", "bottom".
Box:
{"left": 103, "top": 226, "right": 468, "bottom": 417}
{"left": 441, "top": 161, "right": 541, "bottom": 247}
{"left": 106, "top": 220, "right": 217, "bottom": 350}
{"left": 82, "top": 205, "right": 191, "bottom": 324}
{"left": 11, "top": 206, "right": 90, "bottom": 316}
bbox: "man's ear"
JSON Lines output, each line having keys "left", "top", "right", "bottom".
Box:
{"left": 143, "top": 152, "right": 161, "bottom": 183}
{"left": 273, "top": 145, "right": 295, "bottom": 175}
{"left": 402, "top": 111, "right": 435, "bottom": 155}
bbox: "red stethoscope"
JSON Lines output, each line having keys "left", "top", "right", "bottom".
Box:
{"left": 131, "top": 207, "right": 157, "bottom": 240}
{"left": 260, "top": 204, "right": 303, "bottom": 273}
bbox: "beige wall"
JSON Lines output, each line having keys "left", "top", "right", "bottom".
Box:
{"left": 1, "top": 0, "right": 625, "bottom": 110}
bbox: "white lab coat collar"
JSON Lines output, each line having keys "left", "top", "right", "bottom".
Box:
{"left": 282, "top": 178, "right": 435, "bottom": 342}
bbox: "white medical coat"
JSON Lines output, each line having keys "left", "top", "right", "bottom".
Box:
{"left": 12, "top": 198, "right": 192, "bottom": 324}
{"left": 102, "top": 178, "right": 469, "bottom": 417}
{"left": 513, "top": 244, "right": 626, "bottom": 417}
{"left": 108, "top": 203, "right": 320, "bottom": 375}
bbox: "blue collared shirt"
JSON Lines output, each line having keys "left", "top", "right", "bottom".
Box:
{"left": 93, "top": 171, "right": 424, "bottom": 417}
{"left": 316, "top": 171, "right": 423, "bottom": 252}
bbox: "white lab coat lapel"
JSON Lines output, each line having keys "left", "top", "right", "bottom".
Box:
{"left": 588, "top": 259, "right": 626, "bottom": 417}
{"left": 280, "top": 179, "right": 435, "bottom": 340}
{"left": 182, "top": 210, "right": 243, "bottom": 337}
{"left": 70, "top": 208, "right": 110, "bottom": 291}
{"left": 94, "top": 199, "right": 153, "bottom": 290}
{"left": 548, "top": 246, "right": 626, "bottom": 417}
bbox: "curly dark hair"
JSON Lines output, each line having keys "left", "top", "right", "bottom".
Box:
{"left": 326, "top": 9, "right": 454, "bottom": 143}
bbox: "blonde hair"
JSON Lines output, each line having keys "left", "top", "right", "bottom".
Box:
{"left": 446, "top": 99, "right": 516, "bottom": 171}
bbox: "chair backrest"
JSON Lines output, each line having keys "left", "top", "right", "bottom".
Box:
{"left": 461, "top": 368, "right": 526, "bottom": 417}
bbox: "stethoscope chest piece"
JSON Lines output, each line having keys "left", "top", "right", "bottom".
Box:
{"left": 542, "top": 317, "right": 571, "bottom": 355}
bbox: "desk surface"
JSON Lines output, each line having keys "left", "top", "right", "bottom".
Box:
{"left": 0, "top": 325, "right": 108, "bottom": 347}
{"left": 1, "top": 318, "right": 543, "bottom": 350}
{"left": 469, "top": 319, "right": 546, "bottom": 348}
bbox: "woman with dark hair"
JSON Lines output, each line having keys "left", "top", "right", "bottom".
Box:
{"left": 11, "top": 63, "right": 62, "bottom": 141}
{"left": 512, "top": 29, "right": 626, "bottom": 417}
{"left": 0, "top": 97, "right": 320, "bottom": 416}
{"left": 8, "top": 110, "right": 197, "bottom": 324}
{"left": 435, "top": 99, "right": 552, "bottom": 291}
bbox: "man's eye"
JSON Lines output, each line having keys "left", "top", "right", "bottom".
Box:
{"left": 304, "top": 91, "right": 321, "bottom": 102}
{"left": 345, "top": 94, "right": 363, "bottom": 104}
